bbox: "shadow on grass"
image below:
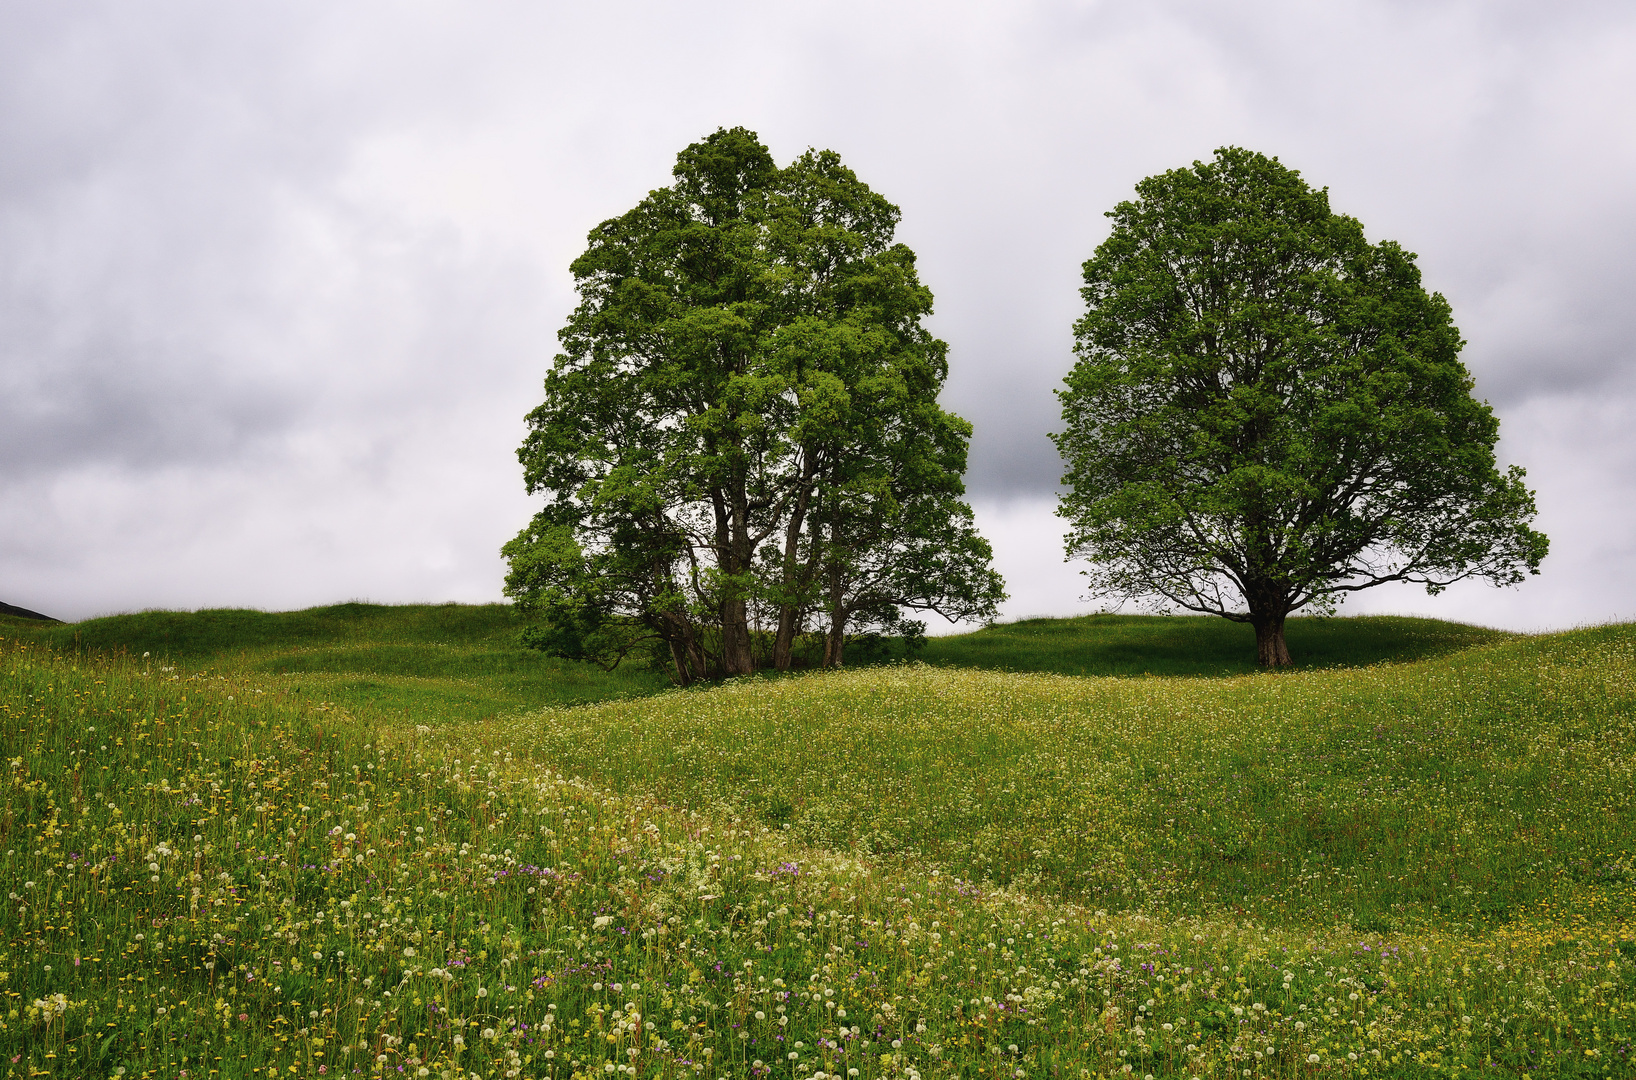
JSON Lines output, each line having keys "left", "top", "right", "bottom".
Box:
{"left": 915, "top": 613, "right": 1513, "bottom": 678}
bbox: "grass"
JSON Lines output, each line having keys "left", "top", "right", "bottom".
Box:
{"left": 1, "top": 605, "right": 1633, "bottom": 1079}
{"left": 917, "top": 614, "right": 1511, "bottom": 677}
{"left": 2, "top": 603, "right": 670, "bottom": 721}
{"left": 495, "top": 626, "right": 1636, "bottom": 931}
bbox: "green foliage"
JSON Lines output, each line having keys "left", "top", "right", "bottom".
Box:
{"left": 505, "top": 127, "right": 1002, "bottom": 683}
{"left": 1054, "top": 147, "right": 1548, "bottom": 667}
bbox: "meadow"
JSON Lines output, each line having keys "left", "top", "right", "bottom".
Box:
{"left": 10, "top": 603, "right": 670, "bottom": 721}
{"left": 1, "top": 606, "right": 1632, "bottom": 1079}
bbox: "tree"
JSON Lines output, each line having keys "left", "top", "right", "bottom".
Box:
{"left": 1053, "top": 147, "right": 1548, "bottom": 667}
{"left": 800, "top": 356, "right": 1005, "bottom": 667}
{"left": 504, "top": 127, "right": 1002, "bottom": 682}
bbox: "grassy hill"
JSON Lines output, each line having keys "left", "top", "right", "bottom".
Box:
{"left": 3, "top": 603, "right": 1515, "bottom": 718}
{"left": 918, "top": 613, "right": 1509, "bottom": 677}
{"left": 3, "top": 603, "right": 671, "bottom": 720}
{"left": 1, "top": 605, "right": 1632, "bottom": 1078}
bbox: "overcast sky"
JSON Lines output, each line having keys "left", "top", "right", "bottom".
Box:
{"left": 3, "top": 0, "right": 1633, "bottom": 631}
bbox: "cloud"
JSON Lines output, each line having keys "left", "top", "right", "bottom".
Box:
{"left": 1, "top": 0, "right": 1632, "bottom": 628}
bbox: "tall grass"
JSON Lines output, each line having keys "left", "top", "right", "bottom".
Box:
{"left": 490, "top": 626, "right": 1636, "bottom": 931}
{"left": 3, "top": 619, "right": 1635, "bottom": 1078}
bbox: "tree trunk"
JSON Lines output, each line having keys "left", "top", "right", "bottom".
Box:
{"left": 771, "top": 460, "right": 818, "bottom": 672}
{"left": 661, "top": 613, "right": 709, "bottom": 686}
{"left": 824, "top": 549, "right": 850, "bottom": 667}
{"left": 772, "top": 606, "right": 802, "bottom": 672}
{"left": 823, "top": 617, "right": 846, "bottom": 668}
{"left": 720, "top": 596, "right": 755, "bottom": 676}
{"left": 711, "top": 482, "right": 757, "bottom": 678}
{"left": 668, "top": 640, "right": 695, "bottom": 686}
{"left": 1253, "top": 613, "right": 1292, "bottom": 668}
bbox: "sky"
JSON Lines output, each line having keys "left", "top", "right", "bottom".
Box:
{"left": 2, "top": 0, "right": 1633, "bottom": 632}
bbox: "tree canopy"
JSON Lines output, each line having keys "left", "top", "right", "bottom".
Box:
{"left": 1053, "top": 147, "right": 1547, "bottom": 666}
{"left": 503, "top": 127, "right": 1003, "bottom": 682}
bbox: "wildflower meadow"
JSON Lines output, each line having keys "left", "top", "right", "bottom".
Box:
{"left": 1, "top": 613, "right": 1633, "bottom": 1079}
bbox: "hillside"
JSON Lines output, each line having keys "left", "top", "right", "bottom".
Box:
{"left": 1, "top": 607, "right": 1632, "bottom": 1077}
{"left": 2, "top": 603, "right": 1515, "bottom": 717}
{"left": 918, "top": 613, "right": 1510, "bottom": 677}
{"left": 1, "top": 602, "right": 671, "bottom": 719}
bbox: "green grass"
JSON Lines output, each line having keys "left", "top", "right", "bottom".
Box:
{"left": 1, "top": 603, "right": 670, "bottom": 721}
{"left": 505, "top": 627, "right": 1636, "bottom": 930}
{"left": 2, "top": 606, "right": 1633, "bottom": 1078}
{"left": 918, "top": 614, "right": 1511, "bottom": 677}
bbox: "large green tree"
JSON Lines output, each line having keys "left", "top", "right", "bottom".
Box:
{"left": 504, "top": 128, "right": 1002, "bottom": 682}
{"left": 1053, "top": 147, "right": 1547, "bottom": 667}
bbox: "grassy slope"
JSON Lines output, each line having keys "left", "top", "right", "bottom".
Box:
{"left": 3, "top": 606, "right": 1514, "bottom": 711}
{"left": 2, "top": 603, "right": 670, "bottom": 720}
{"left": 496, "top": 625, "right": 1636, "bottom": 931}
{"left": 919, "top": 613, "right": 1510, "bottom": 677}
{"left": 3, "top": 607, "right": 1634, "bottom": 1077}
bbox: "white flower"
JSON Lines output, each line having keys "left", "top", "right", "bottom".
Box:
{"left": 403, "top": 947, "right": 416, "bottom": 957}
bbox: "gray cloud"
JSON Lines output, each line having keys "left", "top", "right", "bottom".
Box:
{"left": 1, "top": 0, "right": 1632, "bottom": 628}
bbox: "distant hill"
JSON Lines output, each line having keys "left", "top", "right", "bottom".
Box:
{"left": 0, "top": 600, "right": 55, "bottom": 621}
